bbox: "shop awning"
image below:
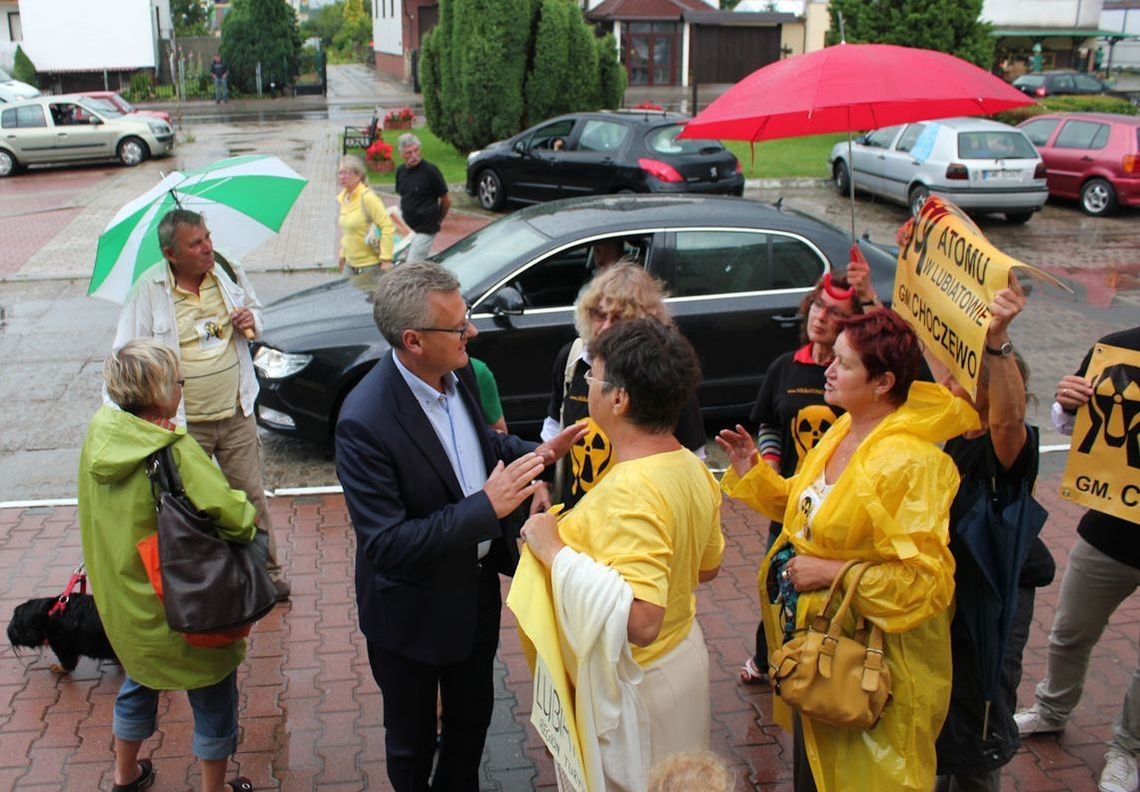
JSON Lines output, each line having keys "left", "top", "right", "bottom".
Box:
{"left": 992, "top": 27, "right": 1140, "bottom": 40}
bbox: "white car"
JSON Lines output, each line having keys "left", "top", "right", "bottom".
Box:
{"left": 0, "top": 66, "right": 40, "bottom": 103}
{"left": 0, "top": 95, "right": 174, "bottom": 176}
{"left": 828, "top": 117, "right": 1049, "bottom": 224}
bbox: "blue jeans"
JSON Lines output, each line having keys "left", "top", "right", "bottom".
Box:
{"left": 113, "top": 671, "right": 239, "bottom": 760}
{"left": 214, "top": 76, "right": 228, "bottom": 103}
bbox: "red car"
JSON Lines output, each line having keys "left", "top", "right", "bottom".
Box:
{"left": 78, "top": 91, "right": 171, "bottom": 125}
{"left": 1019, "top": 112, "right": 1140, "bottom": 216}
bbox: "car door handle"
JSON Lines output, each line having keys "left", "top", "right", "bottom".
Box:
{"left": 1081, "top": 156, "right": 1094, "bottom": 161}
{"left": 772, "top": 313, "right": 801, "bottom": 327}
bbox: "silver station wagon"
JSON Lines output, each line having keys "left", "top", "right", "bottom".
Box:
{"left": 0, "top": 95, "right": 174, "bottom": 177}
{"left": 828, "top": 117, "right": 1048, "bottom": 224}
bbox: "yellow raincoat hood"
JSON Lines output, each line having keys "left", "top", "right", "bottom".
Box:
{"left": 723, "top": 382, "right": 979, "bottom": 792}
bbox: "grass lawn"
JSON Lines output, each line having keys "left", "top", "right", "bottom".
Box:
{"left": 344, "top": 127, "right": 846, "bottom": 186}
{"left": 724, "top": 133, "right": 848, "bottom": 179}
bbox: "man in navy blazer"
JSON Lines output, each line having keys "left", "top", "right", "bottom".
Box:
{"left": 336, "top": 261, "right": 582, "bottom": 791}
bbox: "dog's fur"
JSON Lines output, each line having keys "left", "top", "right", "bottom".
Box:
{"left": 7, "top": 594, "right": 117, "bottom": 673}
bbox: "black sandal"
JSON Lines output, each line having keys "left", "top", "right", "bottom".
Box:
{"left": 226, "top": 777, "right": 253, "bottom": 792}
{"left": 111, "top": 759, "right": 156, "bottom": 792}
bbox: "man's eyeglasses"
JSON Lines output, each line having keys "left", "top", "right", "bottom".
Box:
{"left": 415, "top": 307, "right": 474, "bottom": 341}
{"left": 583, "top": 373, "right": 612, "bottom": 389}
{"left": 810, "top": 298, "right": 852, "bottom": 321}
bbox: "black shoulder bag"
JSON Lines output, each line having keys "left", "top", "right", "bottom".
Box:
{"left": 146, "top": 446, "right": 277, "bottom": 634}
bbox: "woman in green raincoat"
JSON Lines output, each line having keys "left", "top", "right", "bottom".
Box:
{"left": 717, "top": 310, "right": 979, "bottom": 792}
{"left": 79, "top": 339, "right": 256, "bottom": 792}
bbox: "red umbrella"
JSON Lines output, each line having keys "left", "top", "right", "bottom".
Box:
{"left": 679, "top": 43, "right": 1036, "bottom": 241}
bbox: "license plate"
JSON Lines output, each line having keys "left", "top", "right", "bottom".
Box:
{"left": 982, "top": 170, "right": 1022, "bottom": 182}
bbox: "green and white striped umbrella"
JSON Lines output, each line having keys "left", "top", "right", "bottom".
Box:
{"left": 90, "top": 155, "right": 307, "bottom": 303}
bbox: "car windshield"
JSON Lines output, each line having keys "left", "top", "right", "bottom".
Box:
{"left": 646, "top": 124, "right": 722, "bottom": 154}
{"left": 85, "top": 98, "right": 123, "bottom": 116}
{"left": 432, "top": 214, "right": 548, "bottom": 294}
{"left": 957, "top": 131, "right": 1037, "bottom": 159}
{"left": 1015, "top": 75, "right": 1044, "bottom": 88}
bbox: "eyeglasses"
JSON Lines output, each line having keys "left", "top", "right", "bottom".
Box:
{"left": 583, "top": 373, "right": 612, "bottom": 389}
{"left": 588, "top": 307, "right": 627, "bottom": 325}
{"left": 175, "top": 378, "right": 185, "bottom": 387}
{"left": 810, "top": 298, "right": 853, "bottom": 321}
{"left": 415, "top": 307, "right": 474, "bottom": 341}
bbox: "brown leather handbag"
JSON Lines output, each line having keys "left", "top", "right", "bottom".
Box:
{"left": 768, "top": 560, "right": 892, "bottom": 729}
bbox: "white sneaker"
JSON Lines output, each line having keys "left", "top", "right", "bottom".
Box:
{"left": 1014, "top": 706, "right": 1066, "bottom": 736}
{"left": 1100, "top": 748, "right": 1138, "bottom": 792}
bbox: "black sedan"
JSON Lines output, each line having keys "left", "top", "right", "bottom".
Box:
{"left": 252, "top": 195, "right": 898, "bottom": 446}
{"left": 1012, "top": 70, "right": 1111, "bottom": 98}
{"left": 464, "top": 110, "right": 745, "bottom": 211}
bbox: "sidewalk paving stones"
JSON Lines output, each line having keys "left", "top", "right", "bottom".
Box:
{"left": 1, "top": 456, "right": 1135, "bottom": 790}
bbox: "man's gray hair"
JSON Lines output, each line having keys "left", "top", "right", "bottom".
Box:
{"left": 369, "top": 261, "right": 460, "bottom": 349}
{"left": 398, "top": 133, "right": 421, "bottom": 151}
{"left": 157, "top": 209, "right": 206, "bottom": 252}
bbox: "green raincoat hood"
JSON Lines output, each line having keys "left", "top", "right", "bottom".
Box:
{"left": 83, "top": 406, "right": 182, "bottom": 485}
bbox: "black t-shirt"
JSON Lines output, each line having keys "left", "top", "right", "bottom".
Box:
{"left": 210, "top": 60, "right": 227, "bottom": 78}
{"left": 546, "top": 340, "right": 705, "bottom": 509}
{"left": 1072, "top": 326, "right": 1140, "bottom": 569}
{"left": 395, "top": 160, "right": 448, "bottom": 234}
{"left": 749, "top": 347, "right": 843, "bottom": 479}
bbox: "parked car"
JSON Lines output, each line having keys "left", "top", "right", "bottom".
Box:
{"left": 1012, "top": 70, "right": 1111, "bottom": 99}
{"left": 75, "top": 91, "right": 172, "bottom": 124}
{"left": 0, "top": 95, "right": 174, "bottom": 177}
{"left": 1018, "top": 112, "right": 1140, "bottom": 216}
{"left": 828, "top": 117, "right": 1048, "bottom": 223}
{"left": 0, "top": 67, "right": 40, "bottom": 104}
{"left": 252, "top": 194, "right": 898, "bottom": 445}
{"left": 464, "top": 110, "right": 745, "bottom": 211}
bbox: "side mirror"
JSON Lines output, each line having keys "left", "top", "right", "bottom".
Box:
{"left": 89, "top": 116, "right": 103, "bottom": 125}
{"left": 514, "top": 140, "right": 531, "bottom": 156}
{"left": 488, "top": 286, "right": 525, "bottom": 316}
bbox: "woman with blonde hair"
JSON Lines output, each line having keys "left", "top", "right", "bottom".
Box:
{"left": 541, "top": 262, "right": 704, "bottom": 509}
{"left": 336, "top": 154, "right": 395, "bottom": 278}
{"left": 80, "top": 338, "right": 257, "bottom": 792}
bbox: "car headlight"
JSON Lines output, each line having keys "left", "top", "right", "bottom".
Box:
{"left": 467, "top": 150, "right": 483, "bottom": 162}
{"left": 148, "top": 121, "right": 170, "bottom": 135}
{"left": 254, "top": 346, "right": 312, "bottom": 379}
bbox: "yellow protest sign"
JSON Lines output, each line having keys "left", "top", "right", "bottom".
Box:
{"left": 505, "top": 549, "right": 589, "bottom": 792}
{"left": 1061, "top": 342, "right": 1140, "bottom": 524}
{"left": 893, "top": 196, "right": 1061, "bottom": 398}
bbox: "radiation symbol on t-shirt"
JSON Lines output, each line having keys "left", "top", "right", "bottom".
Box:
{"left": 1077, "top": 363, "right": 1140, "bottom": 470}
{"left": 570, "top": 419, "right": 612, "bottom": 497}
{"left": 792, "top": 404, "right": 839, "bottom": 463}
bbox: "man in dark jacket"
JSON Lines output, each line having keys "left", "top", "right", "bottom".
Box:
{"left": 395, "top": 133, "right": 450, "bottom": 261}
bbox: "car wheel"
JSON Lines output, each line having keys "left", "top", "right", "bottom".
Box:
{"left": 1080, "top": 178, "right": 1116, "bottom": 216}
{"left": 477, "top": 169, "right": 505, "bottom": 211}
{"left": 909, "top": 184, "right": 930, "bottom": 217}
{"left": 1004, "top": 211, "right": 1033, "bottom": 224}
{"left": 117, "top": 137, "right": 149, "bottom": 167}
{"left": 0, "top": 149, "right": 18, "bottom": 177}
{"left": 833, "top": 160, "right": 850, "bottom": 195}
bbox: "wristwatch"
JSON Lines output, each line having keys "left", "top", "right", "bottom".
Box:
{"left": 985, "top": 341, "right": 1014, "bottom": 357}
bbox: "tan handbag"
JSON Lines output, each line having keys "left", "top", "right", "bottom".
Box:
{"left": 769, "top": 560, "right": 892, "bottom": 729}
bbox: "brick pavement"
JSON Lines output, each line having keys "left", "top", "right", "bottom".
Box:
{"left": 1, "top": 455, "right": 1135, "bottom": 791}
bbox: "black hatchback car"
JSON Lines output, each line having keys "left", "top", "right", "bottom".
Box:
{"left": 1012, "top": 70, "right": 1110, "bottom": 98}
{"left": 252, "top": 195, "right": 898, "bottom": 446}
{"left": 464, "top": 110, "right": 745, "bottom": 211}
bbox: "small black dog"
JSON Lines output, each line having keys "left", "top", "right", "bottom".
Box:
{"left": 7, "top": 594, "right": 118, "bottom": 674}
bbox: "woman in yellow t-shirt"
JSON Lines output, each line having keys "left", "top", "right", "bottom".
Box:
{"left": 336, "top": 155, "right": 394, "bottom": 277}
{"left": 522, "top": 319, "right": 725, "bottom": 775}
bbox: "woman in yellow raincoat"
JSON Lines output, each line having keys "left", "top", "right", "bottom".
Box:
{"left": 717, "top": 310, "right": 979, "bottom": 792}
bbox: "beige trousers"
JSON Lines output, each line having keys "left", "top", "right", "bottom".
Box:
{"left": 639, "top": 619, "right": 712, "bottom": 765}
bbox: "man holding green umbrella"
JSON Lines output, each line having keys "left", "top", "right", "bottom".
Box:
{"left": 110, "top": 208, "right": 290, "bottom": 601}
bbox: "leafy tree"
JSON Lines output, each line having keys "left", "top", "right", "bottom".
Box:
{"left": 332, "top": 0, "right": 372, "bottom": 61}
{"left": 827, "top": 0, "right": 994, "bottom": 68}
{"left": 301, "top": 1, "right": 346, "bottom": 46}
{"left": 425, "top": 0, "right": 626, "bottom": 151}
{"left": 171, "top": 0, "right": 210, "bottom": 37}
{"left": 220, "top": 0, "right": 303, "bottom": 93}
{"left": 12, "top": 46, "right": 37, "bottom": 87}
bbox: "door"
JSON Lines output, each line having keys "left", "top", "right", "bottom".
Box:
{"left": 625, "top": 23, "right": 677, "bottom": 86}
{"left": 0, "top": 103, "right": 53, "bottom": 163}
{"left": 880, "top": 123, "right": 931, "bottom": 203}
{"left": 652, "top": 229, "right": 824, "bottom": 417}
{"left": 1046, "top": 119, "right": 1110, "bottom": 196}
{"left": 558, "top": 118, "right": 631, "bottom": 196}
{"left": 49, "top": 101, "right": 114, "bottom": 160}
{"left": 851, "top": 125, "right": 902, "bottom": 196}
{"left": 510, "top": 118, "right": 576, "bottom": 203}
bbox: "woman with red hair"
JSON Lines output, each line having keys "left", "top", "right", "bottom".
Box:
{"left": 718, "top": 310, "right": 979, "bottom": 792}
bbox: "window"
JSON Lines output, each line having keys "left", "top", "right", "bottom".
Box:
{"left": 1053, "top": 75, "right": 1075, "bottom": 93}
{"left": 895, "top": 124, "right": 926, "bottom": 153}
{"left": 1, "top": 104, "right": 46, "bottom": 129}
{"left": 1054, "top": 120, "right": 1110, "bottom": 150}
{"left": 511, "top": 244, "right": 594, "bottom": 309}
{"left": 1073, "top": 74, "right": 1103, "bottom": 93}
{"left": 957, "top": 131, "right": 1037, "bottom": 159}
{"left": 646, "top": 123, "right": 715, "bottom": 155}
{"left": 671, "top": 231, "right": 823, "bottom": 298}
{"left": 1020, "top": 118, "right": 1061, "bottom": 147}
{"left": 865, "top": 126, "right": 901, "bottom": 149}
{"left": 524, "top": 119, "right": 575, "bottom": 151}
{"left": 7, "top": 12, "right": 21, "bottom": 41}
{"left": 578, "top": 120, "right": 629, "bottom": 152}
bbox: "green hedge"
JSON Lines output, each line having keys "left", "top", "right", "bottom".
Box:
{"left": 993, "top": 94, "right": 1137, "bottom": 125}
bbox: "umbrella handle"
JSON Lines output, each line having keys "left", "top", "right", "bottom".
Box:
{"left": 241, "top": 327, "right": 255, "bottom": 341}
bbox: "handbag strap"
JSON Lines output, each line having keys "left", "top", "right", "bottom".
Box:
{"left": 812, "top": 561, "right": 888, "bottom": 691}
{"left": 146, "top": 445, "right": 186, "bottom": 499}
